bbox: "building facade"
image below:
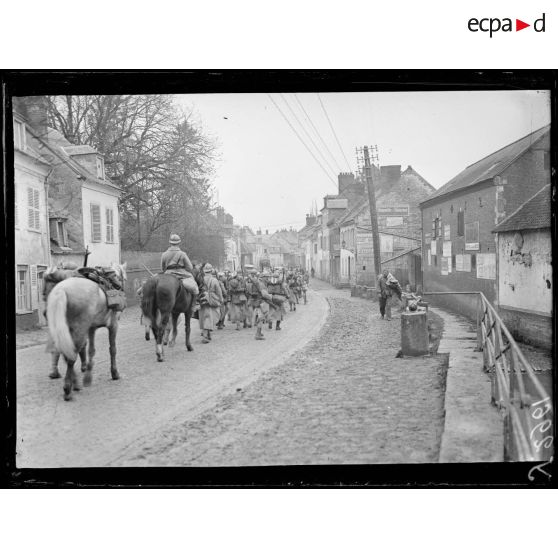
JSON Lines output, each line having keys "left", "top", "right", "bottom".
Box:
{"left": 420, "top": 125, "right": 550, "bottom": 321}
{"left": 492, "top": 184, "right": 552, "bottom": 348}
{"left": 13, "top": 110, "right": 52, "bottom": 329}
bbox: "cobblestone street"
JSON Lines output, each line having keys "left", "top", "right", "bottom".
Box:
{"left": 118, "top": 280, "right": 448, "bottom": 466}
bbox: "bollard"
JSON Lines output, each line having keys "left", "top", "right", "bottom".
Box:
{"left": 401, "top": 310, "right": 429, "bottom": 356}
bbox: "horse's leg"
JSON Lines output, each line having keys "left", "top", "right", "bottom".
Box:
{"left": 71, "top": 344, "right": 85, "bottom": 391}
{"left": 156, "top": 313, "right": 169, "bottom": 362}
{"left": 168, "top": 313, "right": 178, "bottom": 348}
{"left": 185, "top": 310, "right": 193, "bottom": 351}
{"left": 83, "top": 329, "right": 96, "bottom": 387}
{"left": 63, "top": 358, "right": 75, "bottom": 401}
{"left": 49, "top": 352, "right": 62, "bottom": 379}
{"left": 79, "top": 345, "right": 87, "bottom": 374}
{"left": 108, "top": 321, "right": 120, "bottom": 380}
{"left": 145, "top": 325, "right": 150, "bottom": 341}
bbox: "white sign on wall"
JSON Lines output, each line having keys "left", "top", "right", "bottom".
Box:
{"left": 386, "top": 216, "right": 404, "bottom": 227}
{"left": 427, "top": 249, "right": 431, "bottom": 266}
{"left": 430, "top": 240, "right": 437, "bottom": 256}
{"left": 380, "top": 234, "right": 393, "bottom": 253}
{"left": 477, "top": 253, "right": 496, "bottom": 280}
{"left": 443, "top": 241, "right": 452, "bottom": 258}
{"left": 441, "top": 257, "right": 449, "bottom": 276}
{"left": 443, "top": 224, "right": 451, "bottom": 240}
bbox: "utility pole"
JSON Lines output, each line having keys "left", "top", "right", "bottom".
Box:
{"left": 358, "top": 145, "right": 381, "bottom": 278}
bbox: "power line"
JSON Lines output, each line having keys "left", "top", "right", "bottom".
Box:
{"left": 294, "top": 93, "right": 343, "bottom": 172}
{"left": 279, "top": 93, "right": 338, "bottom": 177}
{"left": 317, "top": 93, "right": 352, "bottom": 170}
{"left": 267, "top": 93, "right": 337, "bottom": 188}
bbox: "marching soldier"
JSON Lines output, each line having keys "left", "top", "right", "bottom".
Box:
{"left": 216, "top": 271, "right": 229, "bottom": 329}
{"left": 246, "top": 269, "right": 272, "bottom": 340}
{"left": 266, "top": 271, "right": 288, "bottom": 330}
{"left": 161, "top": 234, "right": 199, "bottom": 295}
{"left": 228, "top": 271, "right": 248, "bottom": 330}
{"left": 198, "top": 263, "right": 223, "bottom": 343}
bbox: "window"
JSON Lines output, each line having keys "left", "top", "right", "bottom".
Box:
{"left": 106, "top": 208, "right": 114, "bottom": 243}
{"left": 27, "top": 187, "right": 40, "bottom": 231}
{"left": 457, "top": 209, "right": 465, "bottom": 236}
{"left": 314, "top": 243, "right": 317, "bottom": 254}
{"left": 14, "top": 119, "right": 26, "bottom": 151}
{"left": 90, "top": 203, "right": 102, "bottom": 242}
{"left": 96, "top": 156, "right": 105, "bottom": 180}
{"left": 16, "top": 265, "right": 30, "bottom": 312}
{"left": 465, "top": 221, "right": 480, "bottom": 250}
{"left": 432, "top": 216, "right": 441, "bottom": 239}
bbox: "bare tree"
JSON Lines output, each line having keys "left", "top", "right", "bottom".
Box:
{"left": 46, "top": 95, "right": 218, "bottom": 249}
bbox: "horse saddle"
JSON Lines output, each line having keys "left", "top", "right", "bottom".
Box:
{"left": 78, "top": 267, "right": 126, "bottom": 310}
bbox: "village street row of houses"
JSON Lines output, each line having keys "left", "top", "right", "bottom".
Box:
{"left": 298, "top": 125, "right": 551, "bottom": 349}
{"left": 13, "top": 96, "right": 302, "bottom": 330}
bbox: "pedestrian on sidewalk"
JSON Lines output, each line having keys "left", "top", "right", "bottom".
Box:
{"left": 378, "top": 269, "right": 393, "bottom": 320}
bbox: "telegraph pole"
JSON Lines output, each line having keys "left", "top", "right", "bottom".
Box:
{"left": 359, "top": 145, "right": 382, "bottom": 278}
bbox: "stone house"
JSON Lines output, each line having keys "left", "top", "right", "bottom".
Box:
{"left": 419, "top": 124, "right": 550, "bottom": 321}
{"left": 492, "top": 184, "right": 552, "bottom": 349}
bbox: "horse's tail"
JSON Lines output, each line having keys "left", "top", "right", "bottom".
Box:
{"left": 46, "top": 287, "right": 76, "bottom": 361}
{"left": 140, "top": 276, "right": 158, "bottom": 328}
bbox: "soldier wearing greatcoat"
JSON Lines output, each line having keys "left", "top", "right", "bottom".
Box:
{"left": 228, "top": 271, "right": 248, "bottom": 330}
{"left": 246, "top": 269, "right": 272, "bottom": 340}
{"left": 266, "top": 272, "right": 288, "bottom": 330}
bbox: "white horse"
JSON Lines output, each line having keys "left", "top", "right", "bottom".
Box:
{"left": 47, "top": 262, "right": 127, "bottom": 400}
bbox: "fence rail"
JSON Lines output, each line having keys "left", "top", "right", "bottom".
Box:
{"left": 424, "top": 290, "right": 553, "bottom": 462}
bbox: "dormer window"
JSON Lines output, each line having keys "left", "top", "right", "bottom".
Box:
{"left": 14, "top": 118, "right": 27, "bottom": 151}
{"left": 96, "top": 156, "right": 105, "bottom": 180}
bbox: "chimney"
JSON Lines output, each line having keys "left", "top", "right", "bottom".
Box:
{"left": 18, "top": 96, "right": 49, "bottom": 139}
{"left": 338, "top": 172, "right": 356, "bottom": 194}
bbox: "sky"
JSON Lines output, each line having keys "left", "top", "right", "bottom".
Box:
{"left": 176, "top": 90, "right": 550, "bottom": 234}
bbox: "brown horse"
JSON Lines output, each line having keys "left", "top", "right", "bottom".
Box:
{"left": 46, "top": 262, "right": 127, "bottom": 400}
{"left": 141, "top": 269, "right": 205, "bottom": 362}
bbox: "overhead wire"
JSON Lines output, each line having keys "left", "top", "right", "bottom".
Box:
{"left": 267, "top": 93, "right": 338, "bottom": 188}
{"left": 317, "top": 92, "right": 352, "bottom": 170}
{"left": 279, "top": 93, "right": 338, "bottom": 177}
{"left": 294, "top": 93, "right": 343, "bottom": 172}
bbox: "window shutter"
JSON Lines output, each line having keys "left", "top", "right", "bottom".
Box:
{"left": 27, "top": 188, "right": 35, "bottom": 229}
{"left": 31, "top": 265, "right": 37, "bottom": 288}
{"left": 33, "top": 189, "right": 40, "bottom": 230}
{"left": 106, "top": 208, "right": 114, "bottom": 243}
{"left": 91, "top": 204, "right": 101, "bottom": 242}
{"left": 49, "top": 219, "right": 58, "bottom": 241}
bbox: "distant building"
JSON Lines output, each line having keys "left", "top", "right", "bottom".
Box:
{"left": 338, "top": 165, "right": 435, "bottom": 287}
{"left": 492, "top": 184, "right": 552, "bottom": 349}
{"left": 419, "top": 125, "right": 550, "bottom": 321}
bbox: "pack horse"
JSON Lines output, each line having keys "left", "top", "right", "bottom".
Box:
{"left": 46, "top": 262, "right": 128, "bottom": 400}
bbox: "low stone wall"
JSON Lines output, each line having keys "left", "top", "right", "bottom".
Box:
{"left": 498, "top": 307, "right": 552, "bottom": 350}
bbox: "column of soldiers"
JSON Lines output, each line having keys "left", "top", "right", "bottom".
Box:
{"left": 201, "top": 266, "right": 310, "bottom": 341}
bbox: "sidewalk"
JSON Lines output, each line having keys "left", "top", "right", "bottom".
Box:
{"left": 433, "top": 305, "right": 504, "bottom": 463}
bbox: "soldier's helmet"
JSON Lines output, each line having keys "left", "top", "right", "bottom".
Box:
{"left": 408, "top": 301, "right": 418, "bottom": 312}
{"left": 169, "top": 233, "right": 181, "bottom": 245}
{"left": 203, "top": 263, "right": 213, "bottom": 273}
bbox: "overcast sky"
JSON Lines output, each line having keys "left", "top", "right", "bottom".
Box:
{"left": 177, "top": 91, "right": 550, "bottom": 233}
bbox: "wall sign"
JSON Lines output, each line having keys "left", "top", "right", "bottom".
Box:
{"left": 443, "top": 241, "right": 452, "bottom": 258}
{"left": 443, "top": 224, "right": 451, "bottom": 240}
{"left": 477, "top": 253, "right": 496, "bottom": 280}
{"left": 430, "top": 240, "right": 437, "bottom": 256}
{"left": 441, "top": 257, "right": 449, "bottom": 276}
